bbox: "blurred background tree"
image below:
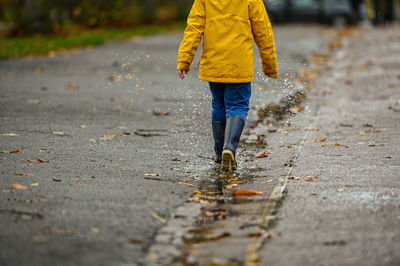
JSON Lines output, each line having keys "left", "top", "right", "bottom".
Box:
{"left": 0, "top": 0, "right": 194, "bottom": 36}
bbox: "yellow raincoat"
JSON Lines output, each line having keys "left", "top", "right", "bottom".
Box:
{"left": 177, "top": 0, "right": 278, "bottom": 83}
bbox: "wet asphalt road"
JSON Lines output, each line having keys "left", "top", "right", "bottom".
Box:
{"left": 0, "top": 26, "right": 335, "bottom": 265}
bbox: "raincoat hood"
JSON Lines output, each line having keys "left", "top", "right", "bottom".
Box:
{"left": 177, "top": 0, "right": 278, "bottom": 83}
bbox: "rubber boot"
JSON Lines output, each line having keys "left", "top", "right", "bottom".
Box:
{"left": 212, "top": 121, "right": 226, "bottom": 167}
{"left": 221, "top": 116, "right": 245, "bottom": 171}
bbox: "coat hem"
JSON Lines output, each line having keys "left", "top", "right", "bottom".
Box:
{"left": 199, "top": 75, "right": 254, "bottom": 83}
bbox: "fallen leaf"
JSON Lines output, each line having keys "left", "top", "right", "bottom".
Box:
{"left": 290, "top": 105, "right": 302, "bottom": 113}
{"left": 313, "top": 138, "right": 327, "bottom": 142}
{"left": 60, "top": 210, "right": 67, "bottom": 215}
{"left": 67, "top": 82, "right": 77, "bottom": 90}
{"left": 363, "top": 123, "right": 373, "bottom": 127}
{"left": 14, "top": 173, "right": 34, "bottom": 176}
{"left": 1, "top": 150, "right": 21, "bottom": 154}
{"left": 337, "top": 188, "right": 345, "bottom": 192}
{"left": 34, "top": 66, "right": 44, "bottom": 72}
{"left": 89, "top": 139, "right": 97, "bottom": 143}
{"left": 359, "top": 130, "right": 371, "bottom": 135}
{"left": 51, "top": 229, "right": 73, "bottom": 236}
{"left": 171, "top": 158, "right": 180, "bottom": 161}
{"left": 184, "top": 170, "right": 192, "bottom": 173}
{"left": 233, "top": 189, "right": 262, "bottom": 196}
{"left": 224, "top": 184, "right": 238, "bottom": 189}
{"left": 90, "top": 227, "right": 100, "bottom": 233}
{"left": 151, "top": 212, "right": 167, "bottom": 224}
{"left": 53, "top": 178, "right": 62, "bottom": 182}
{"left": 101, "top": 134, "right": 116, "bottom": 140}
{"left": 388, "top": 83, "right": 395, "bottom": 89}
{"left": 79, "top": 125, "right": 86, "bottom": 128}
{"left": 30, "top": 183, "right": 39, "bottom": 187}
{"left": 193, "top": 190, "right": 202, "bottom": 195}
{"left": 152, "top": 111, "right": 170, "bottom": 117}
{"left": 36, "top": 159, "right": 49, "bottom": 163}
{"left": 265, "top": 179, "right": 273, "bottom": 183}
{"left": 27, "top": 99, "right": 40, "bottom": 104}
{"left": 1, "top": 133, "right": 20, "bottom": 136}
{"left": 256, "top": 151, "right": 274, "bottom": 158}
{"left": 144, "top": 173, "right": 160, "bottom": 177}
{"left": 32, "top": 236, "right": 48, "bottom": 242}
{"left": 178, "top": 182, "right": 194, "bottom": 187}
{"left": 305, "top": 128, "right": 319, "bottom": 132}
{"left": 129, "top": 238, "right": 143, "bottom": 244}
{"left": 148, "top": 252, "right": 158, "bottom": 260}
{"left": 108, "top": 75, "right": 122, "bottom": 82}
{"left": 11, "top": 183, "right": 27, "bottom": 190}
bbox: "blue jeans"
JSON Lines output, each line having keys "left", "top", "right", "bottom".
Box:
{"left": 209, "top": 82, "right": 251, "bottom": 122}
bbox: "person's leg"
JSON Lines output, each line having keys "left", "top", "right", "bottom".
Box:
{"left": 209, "top": 82, "right": 226, "bottom": 165}
{"left": 221, "top": 82, "right": 251, "bottom": 171}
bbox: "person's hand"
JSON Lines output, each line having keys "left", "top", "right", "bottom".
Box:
{"left": 178, "top": 70, "right": 189, "bottom": 80}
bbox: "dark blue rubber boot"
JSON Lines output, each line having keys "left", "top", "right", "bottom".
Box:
{"left": 221, "top": 116, "right": 245, "bottom": 171}
{"left": 212, "top": 121, "right": 226, "bottom": 166}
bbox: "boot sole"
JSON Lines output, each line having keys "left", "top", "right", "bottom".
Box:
{"left": 221, "top": 150, "right": 237, "bottom": 172}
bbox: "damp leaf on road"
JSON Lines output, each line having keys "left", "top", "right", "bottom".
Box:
{"left": 256, "top": 151, "right": 274, "bottom": 158}
{"left": 101, "top": 134, "right": 116, "bottom": 140}
{"left": 144, "top": 173, "right": 160, "bottom": 177}
{"left": 15, "top": 173, "right": 34, "bottom": 176}
{"left": 129, "top": 238, "right": 143, "bottom": 244}
{"left": 233, "top": 189, "right": 262, "bottom": 196}
{"left": 1, "top": 133, "right": 20, "bottom": 136}
{"left": 313, "top": 138, "right": 327, "bottom": 142}
{"left": 359, "top": 129, "right": 371, "bottom": 135}
{"left": 11, "top": 183, "right": 28, "bottom": 190}
{"left": 30, "top": 183, "right": 39, "bottom": 187}
{"left": 52, "top": 131, "right": 67, "bottom": 136}
{"left": 90, "top": 227, "right": 100, "bottom": 233}
{"left": 151, "top": 212, "right": 167, "bottom": 224}
{"left": 178, "top": 182, "right": 194, "bottom": 187}
{"left": 0, "top": 150, "right": 21, "bottom": 154}
{"left": 32, "top": 236, "right": 48, "bottom": 242}
{"left": 193, "top": 190, "right": 202, "bottom": 195}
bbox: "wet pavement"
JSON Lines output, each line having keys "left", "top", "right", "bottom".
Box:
{"left": 1, "top": 25, "right": 398, "bottom": 266}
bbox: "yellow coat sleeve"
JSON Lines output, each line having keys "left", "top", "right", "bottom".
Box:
{"left": 249, "top": 0, "right": 278, "bottom": 78}
{"left": 177, "top": 0, "right": 206, "bottom": 71}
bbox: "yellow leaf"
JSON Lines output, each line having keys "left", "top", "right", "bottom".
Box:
{"left": 144, "top": 173, "right": 160, "bottom": 177}
{"left": 14, "top": 173, "right": 34, "bottom": 176}
{"left": 90, "top": 227, "right": 100, "bottom": 233}
{"left": 52, "top": 131, "right": 67, "bottom": 136}
{"left": 193, "top": 190, "right": 202, "bottom": 195}
{"left": 151, "top": 212, "right": 166, "bottom": 224}
{"left": 1, "top": 133, "right": 20, "bottom": 136}
{"left": 233, "top": 189, "right": 262, "bottom": 196}
{"left": 359, "top": 130, "right": 371, "bottom": 135}
{"left": 178, "top": 182, "right": 194, "bottom": 187}
{"left": 11, "top": 183, "right": 27, "bottom": 190}
{"left": 30, "top": 183, "right": 39, "bottom": 187}
{"left": 101, "top": 134, "right": 116, "bottom": 140}
{"left": 60, "top": 210, "right": 67, "bottom": 215}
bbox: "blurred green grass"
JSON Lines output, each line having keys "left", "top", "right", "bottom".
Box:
{"left": 0, "top": 23, "right": 184, "bottom": 60}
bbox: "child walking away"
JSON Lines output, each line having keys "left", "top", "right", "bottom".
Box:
{"left": 177, "top": 0, "right": 278, "bottom": 171}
